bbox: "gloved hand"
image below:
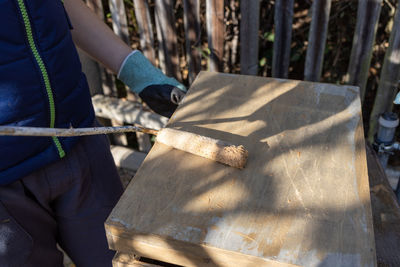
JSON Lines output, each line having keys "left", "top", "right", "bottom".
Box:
{"left": 118, "top": 50, "right": 186, "bottom": 117}
{"left": 139, "top": 84, "right": 186, "bottom": 118}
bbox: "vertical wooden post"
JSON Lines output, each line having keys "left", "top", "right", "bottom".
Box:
{"left": 346, "top": 0, "right": 382, "bottom": 101}
{"left": 77, "top": 48, "right": 103, "bottom": 95}
{"left": 369, "top": 0, "right": 400, "bottom": 141}
{"left": 304, "top": 0, "right": 332, "bottom": 82}
{"left": 206, "top": 0, "right": 225, "bottom": 72}
{"left": 85, "top": 0, "right": 117, "bottom": 96}
{"left": 228, "top": 0, "right": 240, "bottom": 72}
{"left": 154, "top": 14, "right": 166, "bottom": 72}
{"left": 240, "top": 0, "right": 260, "bottom": 75}
{"left": 154, "top": 0, "right": 182, "bottom": 80}
{"left": 133, "top": 0, "right": 156, "bottom": 65}
{"left": 109, "top": 0, "right": 131, "bottom": 146}
{"left": 183, "top": 0, "right": 201, "bottom": 83}
{"left": 109, "top": 0, "right": 130, "bottom": 44}
{"left": 78, "top": 0, "right": 104, "bottom": 95}
{"left": 86, "top": 0, "right": 104, "bottom": 18}
{"left": 272, "top": 0, "right": 294, "bottom": 78}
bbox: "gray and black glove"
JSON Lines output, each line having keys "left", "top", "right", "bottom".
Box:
{"left": 118, "top": 50, "right": 186, "bottom": 118}
{"left": 139, "top": 84, "right": 186, "bottom": 118}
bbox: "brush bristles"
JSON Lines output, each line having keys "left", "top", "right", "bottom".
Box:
{"left": 156, "top": 128, "right": 248, "bottom": 169}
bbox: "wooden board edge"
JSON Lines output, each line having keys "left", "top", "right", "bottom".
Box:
{"left": 113, "top": 252, "right": 162, "bottom": 267}
{"left": 355, "top": 116, "right": 377, "bottom": 266}
{"left": 105, "top": 223, "right": 300, "bottom": 267}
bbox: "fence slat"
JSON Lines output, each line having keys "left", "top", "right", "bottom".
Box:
{"left": 228, "top": 0, "right": 240, "bottom": 72}
{"left": 77, "top": 48, "right": 103, "bottom": 95}
{"left": 272, "top": 0, "right": 294, "bottom": 78}
{"left": 109, "top": 0, "right": 130, "bottom": 44}
{"left": 183, "top": 0, "right": 201, "bottom": 83}
{"left": 304, "top": 0, "right": 332, "bottom": 82}
{"left": 107, "top": 0, "right": 132, "bottom": 145}
{"left": 85, "top": 0, "right": 117, "bottom": 97}
{"left": 240, "top": 1, "right": 260, "bottom": 75}
{"left": 133, "top": 0, "right": 156, "bottom": 65}
{"left": 369, "top": 1, "right": 400, "bottom": 140}
{"left": 86, "top": 0, "right": 104, "bottom": 18}
{"left": 346, "top": 0, "right": 382, "bottom": 101}
{"left": 206, "top": 0, "right": 225, "bottom": 72}
{"left": 154, "top": 0, "right": 181, "bottom": 79}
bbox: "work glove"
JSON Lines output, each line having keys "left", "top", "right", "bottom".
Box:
{"left": 118, "top": 50, "right": 186, "bottom": 118}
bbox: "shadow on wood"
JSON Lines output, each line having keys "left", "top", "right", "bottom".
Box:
{"left": 106, "top": 72, "right": 375, "bottom": 266}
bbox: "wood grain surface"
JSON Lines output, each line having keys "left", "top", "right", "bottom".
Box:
{"left": 106, "top": 72, "right": 376, "bottom": 267}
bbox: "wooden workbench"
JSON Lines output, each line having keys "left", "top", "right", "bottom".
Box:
{"left": 105, "top": 72, "right": 376, "bottom": 266}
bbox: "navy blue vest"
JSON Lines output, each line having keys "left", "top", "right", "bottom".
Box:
{"left": 0, "top": 0, "right": 95, "bottom": 184}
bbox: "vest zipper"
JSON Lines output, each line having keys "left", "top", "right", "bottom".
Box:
{"left": 16, "top": 0, "right": 66, "bottom": 158}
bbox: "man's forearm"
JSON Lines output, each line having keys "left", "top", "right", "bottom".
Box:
{"left": 64, "top": 0, "right": 131, "bottom": 74}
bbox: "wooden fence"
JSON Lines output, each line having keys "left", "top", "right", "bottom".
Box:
{"left": 82, "top": 0, "right": 400, "bottom": 147}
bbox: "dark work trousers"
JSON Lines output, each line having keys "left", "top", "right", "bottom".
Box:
{"left": 0, "top": 133, "right": 124, "bottom": 267}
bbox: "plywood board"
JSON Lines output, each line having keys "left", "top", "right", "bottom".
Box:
{"left": 106, "top": 72, "right": 376, "bottom": 266}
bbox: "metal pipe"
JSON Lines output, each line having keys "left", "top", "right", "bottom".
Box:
{"left": 373, "top": 112, "right": 399, "bottom": 168}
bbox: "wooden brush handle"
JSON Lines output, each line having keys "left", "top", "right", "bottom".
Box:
{"left": 0, "top": 125, "right": 159, "bottom": 136}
